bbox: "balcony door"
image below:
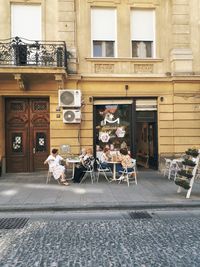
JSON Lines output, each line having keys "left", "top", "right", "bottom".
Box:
{"left": 5, "top": 98, "right": 50, "bottom": 173}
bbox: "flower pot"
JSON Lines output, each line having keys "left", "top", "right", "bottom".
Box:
{"left": 177, "top": 170, "right": 193, "bottom": 179}
{"left": 175, "top": 178, "right": 190, "bottom": 190}
{"left": 185, "top": 149, "right": 199, "bottom": 158}
{"left": 182, "top": 159, "right": 196, "bottom": 167}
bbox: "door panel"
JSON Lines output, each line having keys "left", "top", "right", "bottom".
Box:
{"left": 148, "top": 122, "right": 158, "bottom": 169}
{"left": 6, "top": 129, "right": 29, "bottom": 172}
{"left": 29, "top": 99, "right": 49, "bottom": 171}
{"left": 6, "top": 98, "right": 49, "bottom": 173}
{"left": 32, "top": 129, "right": 49, "bottom": 171}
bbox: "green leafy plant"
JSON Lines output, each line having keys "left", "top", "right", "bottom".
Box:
{"left": 185, "top": 148, "right": 199, "bottom": 158}
{"left": 175, "top": 178, "right": 190, "bottom": 190}
{"left": 177, "top": 169, "right": 193, "bottom": 179}
{"left": 182, "top": 159, "right": 196, "bottom": 167}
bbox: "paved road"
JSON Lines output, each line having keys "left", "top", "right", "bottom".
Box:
{"left": 0, "top": 209, "right": 200, "bottom": 267}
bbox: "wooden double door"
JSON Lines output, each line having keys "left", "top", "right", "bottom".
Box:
{"left": 5, "top": 98, "right": 50, "bottom": 173}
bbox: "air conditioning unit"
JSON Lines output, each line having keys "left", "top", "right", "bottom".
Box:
{"left": 59, "top": 89, "right": 81, "bottom": 107}
{"left": 63, "top": 109, "right": 81, "bottom": 123}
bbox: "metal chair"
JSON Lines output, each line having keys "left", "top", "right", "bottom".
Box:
{"left": 168, "top": 159, "right": 182, "bottom": 181}
{"left": 163, "top": 158, "right": 172, "bottom": 178}
{"left": 46, "top": 164, "right": 53, "bottom": 184}
{"left": 118, "top": 159, "right": 137, "bottom": 187}
{"left": 80, "top": 159, "right": 95, "bottom": 184}
{"left": 46, "top": 163, "right": 63, "bottom": 184}
{"left": 96, "top": 158, "right": 112, "bottom": 183}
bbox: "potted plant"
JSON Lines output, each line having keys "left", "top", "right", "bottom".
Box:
{"left": 182, "top": 159, "right": 196, "bottom": 167}
{"left": 185, "top": 148, "right": 199, "bottom": 158}
{"left": 177, "top": 169, "right": 193, "bottom": 179}
{"left": 175, "top": 178, "right": 190, "bottom": 190}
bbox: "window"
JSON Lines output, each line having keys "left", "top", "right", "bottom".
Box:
{"left": 94, "top": 103, "right": 132, "bottom": 156}
{"left": 131, "top": 10, "right": 155, "bottom": 58}
{"left": 11, "top": 4, "right": 42, "bottom": 40}
{"left": 91, "top": 8, "right": 116, "bottom": 57}
{"left": 93, "top": 41, "right": 114, "bottom": 57}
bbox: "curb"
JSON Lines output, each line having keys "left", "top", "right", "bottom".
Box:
{"left": 0, "top": 202, "right": 200, "bottom": 212}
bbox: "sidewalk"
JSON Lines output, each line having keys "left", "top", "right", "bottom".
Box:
{"left": 0, "top": 170, "right": 200, "bottom": 211}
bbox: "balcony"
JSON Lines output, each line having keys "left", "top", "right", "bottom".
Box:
{"left": 0, "top": 36, "right": 67, "bottom": 69}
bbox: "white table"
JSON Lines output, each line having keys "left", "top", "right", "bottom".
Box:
{"left": 66, "top": 158, "right": 80, "bottom": 179}
{"left": 109, "top": 161, "right": 120, "bottom": 181}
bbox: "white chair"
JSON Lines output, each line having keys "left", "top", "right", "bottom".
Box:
{"left": 169, "top": 159, "right": 182, "bottom": 181}
{"left": 46, "top": 163, "right": 63, "bottom": 184}
{"left": 96, "top": 158, "right": 112, "bottom": 183}
{"left": 46, "top": 164, "right": 53, "bottom": 184}
{"left": 163, "top": 158, "right": 172, "bottom": 178}
{"left": 80, "top": 159, "right": 95, "bottom": 184}
{"left": 118, "top": 159, "right": 137, "bottom": 187}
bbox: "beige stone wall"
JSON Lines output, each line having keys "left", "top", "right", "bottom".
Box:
{"left": 0, "top": 0, "right": 76, "bottom": 56}
{"left": 75, "top": 0, "right": 173, "bottom": 76}
{"left": 190, "top": 0, "right": 200, "bottom": 73}
{"left": 0, "top": 0, "right": 200, "bottom": 169}
{"left": 159, "top": 82, "right": 200, "bottom": 158}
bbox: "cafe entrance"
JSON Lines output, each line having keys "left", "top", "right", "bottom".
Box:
{"left": 94, "top": 98, "right": 158, "bottom": 169}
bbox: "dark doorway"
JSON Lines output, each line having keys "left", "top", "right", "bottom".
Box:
{"left": 136, "top": 111, "right": 158, "bottom": 169}
{"left": 5, "top": 98, "right": 50, "bottom": 173}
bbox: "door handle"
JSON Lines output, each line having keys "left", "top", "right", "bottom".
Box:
{"left": 33, "top": 148, "right": 36, "bottom": 154}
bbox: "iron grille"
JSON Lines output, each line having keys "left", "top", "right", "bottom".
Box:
{"left": 0, "top": 218, "right": 29, "bottom": 229}
{"left": 128, "top": 211, "right": 152, "bottom": 220}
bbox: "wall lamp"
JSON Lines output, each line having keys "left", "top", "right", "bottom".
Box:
{"left": 56, "top": 106, "right": 61, "bottom": 112}
{"left": 125, "top": 84, "right": 129, "bottom": 91}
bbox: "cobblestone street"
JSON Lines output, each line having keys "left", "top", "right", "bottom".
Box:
{"left": 0, "top": 209, "right": 200, "bottom": 267}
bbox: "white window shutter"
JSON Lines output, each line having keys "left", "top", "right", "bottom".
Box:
{"left": 11, "top": 4, "right": 42, "bottom": 40}
{"left": 131, "top": 9, "right": 155, "bottom": 41}
{"left": 91, "top": 8, "right": 116, "bottom": 41}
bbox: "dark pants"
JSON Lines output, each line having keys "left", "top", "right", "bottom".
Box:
{"left": 116, "top": 164, "right": 133, "bottom": 174}
{"left": 101, "top": 162, "right": 112, "bottom": 170}
{"left": 73, "top": 165, "right": 87, "bottom": 183}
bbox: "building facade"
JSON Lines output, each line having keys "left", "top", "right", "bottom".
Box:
{"left": 0, "top": 0, "right": 200, "bottom": 173}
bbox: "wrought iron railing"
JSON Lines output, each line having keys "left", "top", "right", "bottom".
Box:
{"left": 0, "top": 36, "right": 67, "bottom": 68}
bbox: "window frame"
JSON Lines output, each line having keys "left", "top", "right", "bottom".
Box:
{"left": 130, "top": 9, "right": 156, "bottom": 59}
{"left": 93, "top": 40, "right": 115, "bottom": 57}
{"left": 91, "top": 7, "right": 117, "bottom": 58}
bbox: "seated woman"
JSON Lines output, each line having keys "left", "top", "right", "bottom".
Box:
{"left": 79, "top": 147, "right": 87, "bottom": 160}
{"left": 99, "top": 147, "right": 112, "bottom": 169}
{"left": 44, "top": 148, "right": 69, "bottom": 186}
{"left": 116, "top": 148, "right": 134, "bottom": 179}
{"left": 73, "top": 148, "right": 94, "bottom": 183}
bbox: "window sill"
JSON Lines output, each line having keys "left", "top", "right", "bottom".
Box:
{"left": 85, "top": 57, "right": 163, "bottom": 63}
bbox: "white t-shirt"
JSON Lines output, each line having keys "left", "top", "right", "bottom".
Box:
{"left": 100, "top": 152, "right": 111, "bottom": 163}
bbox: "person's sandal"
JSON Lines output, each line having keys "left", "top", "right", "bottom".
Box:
{"left": 61, "top": 181, "right": 69, "bottom": 186}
